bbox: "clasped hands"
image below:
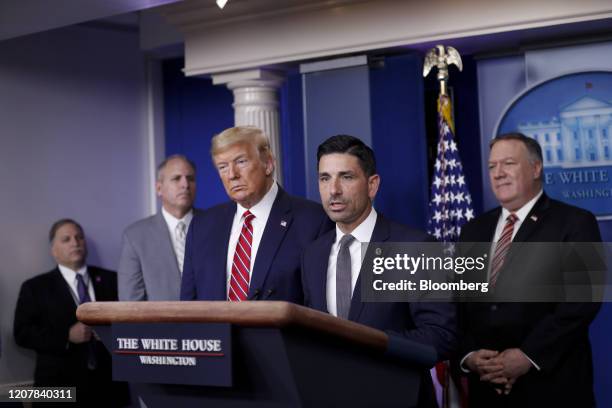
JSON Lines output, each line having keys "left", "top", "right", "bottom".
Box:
{"left": 465, "top": 348, "right": 532, "bottom": 395}
{"left": 68, "top": 322, "right": 99, "bottom": 344}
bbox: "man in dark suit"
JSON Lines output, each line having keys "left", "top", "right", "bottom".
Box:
{"left": 119, "top": 154, "right": 202, "bottom": 301}
{"left": 301, "top": 135, "right": 457, "bottom": 406}
{"left": 181, "top": 126, "right": 332, "bottom": 303}
{"left": 14, "top": 219, "right": 128, "bottom": 407}
{"left": 458, "top": 133, "right": 602, "bottom": 407}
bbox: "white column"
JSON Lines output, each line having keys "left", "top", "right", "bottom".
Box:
{"left": 212, "top": 69, "right": 285, "bottom": 184}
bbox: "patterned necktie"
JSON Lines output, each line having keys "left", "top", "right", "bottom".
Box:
{"left": 75, "top": 273, "right": 97, "bottom": 370}
{"left": 336, "top": 234, "right": 355, "bottom": 319}
{"left": 229, "top": 211, "right": 255, "bottom": 301}
{"left": 175, "top": 221, "right": 187, "bottom": 273}
{"left": 489, "top": 213, "right": 518, "bottom": 287}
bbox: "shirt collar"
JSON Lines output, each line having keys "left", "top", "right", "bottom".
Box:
{"left": 335, "top": 207, "right": 378, "bottom": 244}
{"left": 162, "top": 207, "right": 193, "bottom": 230}
{"left": 501, "top": 189, "right": 543, "bottom": 223}
{"left": 58, "top": 264, "right": 88, "bottom": 282}
{"left": 236, "top": 181, "right": 278, "bottom": 219}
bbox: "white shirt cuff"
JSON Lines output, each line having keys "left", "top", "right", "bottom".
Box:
{"left": 459, "top": 351, "right": 474, "bottom": 373}
{"left": 520, "top": 349, "right": 541, "bottom": 371}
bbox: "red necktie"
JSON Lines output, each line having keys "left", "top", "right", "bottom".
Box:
{"left": 228, "top": 211, "right": 255, "bottom": 301}
{"left": 489, "top": 213, "right": 518, "bottom": 287}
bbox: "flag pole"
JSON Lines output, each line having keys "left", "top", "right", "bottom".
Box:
{"left": 423, "top": 45, "right": 471, "bottom": 408}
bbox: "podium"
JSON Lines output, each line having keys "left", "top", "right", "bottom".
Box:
{"left": 77, "top": 301, "right": 431, "bottom": 408}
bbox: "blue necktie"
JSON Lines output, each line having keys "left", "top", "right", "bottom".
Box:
{"left": 75, "top": 274, "right": 91, "bottom": 304}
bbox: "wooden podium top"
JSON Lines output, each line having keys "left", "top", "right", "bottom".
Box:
{"left": 77, "top": 301, "right": 387, "bottom": 352}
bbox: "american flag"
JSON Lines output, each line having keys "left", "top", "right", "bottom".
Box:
{"left": 426, "top": 94, "right": 474, "bottom": 242}
{"left": 427, "top": 94, "right": 472, "bottom": 408}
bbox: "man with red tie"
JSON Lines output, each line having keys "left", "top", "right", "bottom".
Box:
{"left": 458, "top": 133, "right": 602, "bottom": 407}
{"left": 180, "top": 126, "right": 333, "bottom": 303}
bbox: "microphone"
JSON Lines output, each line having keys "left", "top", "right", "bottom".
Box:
{"left": 248, "top": 289, "right": 261, "bottom": 300}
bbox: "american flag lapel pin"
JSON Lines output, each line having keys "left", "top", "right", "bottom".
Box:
{"left": 530, "top": 215, "right": 538, "bottom": 222}
{"left": 280, "top": 220, "right": 287, "bottom": 227}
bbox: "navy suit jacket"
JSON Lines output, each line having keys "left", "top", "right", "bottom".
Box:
{"left": 181, "top": 187, "right": 333, "bottom": 303}
{"left": 302, "top": 213, "right": 457, "bottom": 362}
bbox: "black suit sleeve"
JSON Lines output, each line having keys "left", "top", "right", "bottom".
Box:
{"left": 520, "top": 210, "right": 602, "bottom": 372}
{"left": 404, "top": 301, "right": 458, "bottom": 361}
{"left": 14, "top": 281, "right": 71, "bottom": 353}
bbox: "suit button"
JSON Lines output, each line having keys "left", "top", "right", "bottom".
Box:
{"left": 490, "top": 305, "right": 498, "bottom": 311}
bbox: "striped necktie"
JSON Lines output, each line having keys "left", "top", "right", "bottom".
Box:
{"left": 228, "top": 211, "right": 255, "bottom": 301}
{"left": 489, "top": 213, "right": 518, "bottom": 287}
{"left": 175, "top": 221, "right": 187, "bottom": 273}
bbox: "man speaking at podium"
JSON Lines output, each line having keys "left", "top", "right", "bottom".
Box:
{"left": 301, "top": 135, "right": 457, "bottom": 407}
{"left": 181, "top": 126, "right": 332, "bottom": 303}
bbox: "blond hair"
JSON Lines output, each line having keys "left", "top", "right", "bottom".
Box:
{"left": 211, "top": 126, "right": 274, "bottom": 164}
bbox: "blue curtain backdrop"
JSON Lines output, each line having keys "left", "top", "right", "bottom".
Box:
{"left": 163, "top": 58, "right": 234, "bottom": 209}
{"left": 369, "top": 53, "right": 429, "bottom": 229}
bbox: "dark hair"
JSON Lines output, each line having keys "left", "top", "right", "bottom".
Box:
{"left": 317, "top": 135, "right": 377, "bottom": 177}
{"left": 490, "top": 132, "right": 543, "bottom": 163}
{"left": 49, "top": 218, "right": 83, "bottom": 243}
{"left": 156, "top": 154, "right": 197, "bottom": 181}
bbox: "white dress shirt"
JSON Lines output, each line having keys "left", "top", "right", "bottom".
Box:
{"left": 225, "top": 182, "right": 279, "bottom": 297}
{"left": 58, "top": 264, "right": 96, "bottom": 304}
{"left": 162, "top": 207, "right": 194, "bottom": 269}
{"left": 326, "top": 208, "right": 377, "bottom": 317}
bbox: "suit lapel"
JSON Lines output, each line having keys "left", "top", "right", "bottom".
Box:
{"left": 314, "top": 231, "right": 336, "bottom": 313}
{"left": 89, "top": 267, "right": 108, "bottom": 301}
{"left": 500, "top": 194, "right": 549, "bottom": 270}
{"left": 51, "top": 268, "right": 79, "bottom": 312}
{"left": 249, "top": 188, "right": 292, "bottom": 297}
{"left": 513, "top": 194, "right": 549, "bottom": 243}
{"left": 478, "top": 209, "right": 502, "bottom": 280}
{"left": 153, "top": 212, "right": 181, "bottom": 280}
{"left": 348, "top": 215, "right": 390, "bottom": 322}
{"left": 215, "top": 203, "right": 236, "bottom": 298}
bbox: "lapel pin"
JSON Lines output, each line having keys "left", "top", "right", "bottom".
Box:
{"left": 95, "top": 276, "right": 101, "bottom": 283}
{"left": 280, "top": 220, "right": 287, "bottom": 227}
{"left": 530, "top": 215, "right": 538, "bottom": 222}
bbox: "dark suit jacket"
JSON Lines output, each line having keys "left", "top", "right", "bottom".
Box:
{"left": 181, "top": 187, "right": 333, "bottom": 303}
{"left": 14, "top": 266, "right": 128, "bottom": 407}
{"left": 302, "top": 214, "right": 457, "bottom": 406}
{"left": 458, "top": 194, "right": 602, "bottom": 408}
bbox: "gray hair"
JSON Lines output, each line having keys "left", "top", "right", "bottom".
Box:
{"left": 156, "top": 154, "right": 196, "bottom": 181}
